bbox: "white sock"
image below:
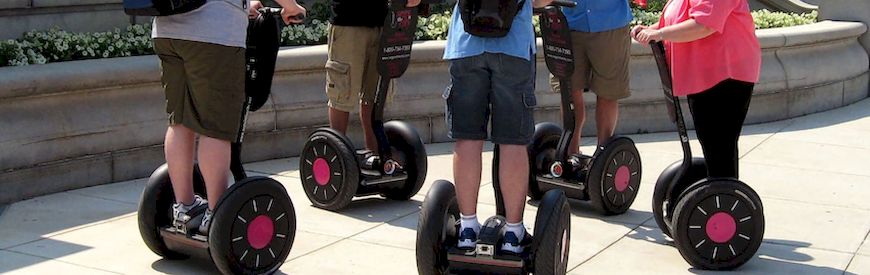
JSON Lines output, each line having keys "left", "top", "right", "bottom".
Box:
{"left": 460, "top": 214, "right": 480, "bottom": 234}
{"left": 505, "top": 222, "right": 525, "bottom": 242}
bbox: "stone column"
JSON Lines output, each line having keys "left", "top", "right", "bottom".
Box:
{"left": 820, "top": 0, "right": 870, "bottom": 59}
{"left": 820, "top": 0, "right": 870, "bottom": 101}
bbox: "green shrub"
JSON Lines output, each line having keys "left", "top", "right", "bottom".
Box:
{"left": 0, "top": 8, "right": 820, "bottom": 67}
{"left": 753, "top": 9, "right": 818, "bottom": 29}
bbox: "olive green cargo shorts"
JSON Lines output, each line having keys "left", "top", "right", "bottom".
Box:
{"left": 154, "top": 38, "right": 246, "bottom": 142}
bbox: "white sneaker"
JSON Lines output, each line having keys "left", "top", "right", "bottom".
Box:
{"left": 198, "top": 209, "right": 213, "bottom": 235}
{"left": 172, "top": 195, "right": 207, "bottom": 229}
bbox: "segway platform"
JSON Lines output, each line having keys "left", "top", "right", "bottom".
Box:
{"left": 416, "top": 180, "right": 571, "bottom": 275}
{"left": 138, "top": 8, "right": 299, "bottom": 275}
{"left": 299, "top": 1, "right": 430, "bottom": 211}
{"left": 527, "top": 2, "right": 641, "bottom": 216}
{"left": 649, "top": 41, "right": 765, "bottom": 270}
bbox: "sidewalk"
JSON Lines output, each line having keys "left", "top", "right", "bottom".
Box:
{"left": 1, "top": 99, "right": 869, "bottom": 274}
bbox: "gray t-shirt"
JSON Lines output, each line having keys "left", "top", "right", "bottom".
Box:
{"left": 152, "top": 0, "right": 249, "bottom": 48}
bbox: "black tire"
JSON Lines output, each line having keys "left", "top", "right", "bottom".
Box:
{"left": 528, "top": 122, "right": 563, "bottom": 200}
{"left": 532, "top": 189, "right": 571, "bottom": 275}
{"left": 381, "top": 120, "right": 428, "bottom": 200}
{"left": 210, "top": 177, "right": 296, "bottom": 275}
{"left": 138, "top": 164, "right": 207, "bottom": 259}
{"left": 586, "top": 136, "right": 642, "bottom": 215}
{"left": 653, "top": 158, "right": 707, "bottom": 237}
{"left": 299, "top": 128, "right": 359, "bottom": 211}
{"left": 416, "top": 180, "right": 460, "bottom": 275}
{"left": 672, "top": 180, "right": 764, "bottom": 270}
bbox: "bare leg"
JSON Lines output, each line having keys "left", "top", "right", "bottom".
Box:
{"left": 562, "top": 90, "right": 587, "bottom": 155}
{"left": 165, "top": 125, "right": 196, "bottom": 205}
{"left": 328, "top": 106, "right": 350, "bottom": 133}
{"left": 454, "top": 139, "right": 484, "bottom": 216}
{"left": 595, "top": 96, "right": 619, "bottom": 145}
{"left": 359, "top": 103, "right": 379, "bottom": 152}
{"left": 498, "top": 144, "right": 530, "bottom": 224}
{"left": 198, "top": 136, "right": 232, "bottom": 210}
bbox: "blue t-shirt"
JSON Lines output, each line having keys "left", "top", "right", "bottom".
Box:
{"left": 563, "top": 0, "right": 633, "bottom": 33}
{"left": 443, "top": 1, "right": 536, "bottom": 61}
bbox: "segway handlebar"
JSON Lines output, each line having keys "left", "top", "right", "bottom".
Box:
{"left": 549, "top": 0, "right": 577, "bottom": 7}
{"left": 534, "top": 0, "right": 576, "bottom": 13}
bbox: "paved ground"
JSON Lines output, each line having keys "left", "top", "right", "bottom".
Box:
{"left": 1, "top": 99, "right": 870, "bottom": 275}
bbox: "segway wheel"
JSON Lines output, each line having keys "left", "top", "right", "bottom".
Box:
{"left": 586, "top": 137, "right": 642, "bottom": 215}
{"left": 210, "top": 177, "right": 296, "bottom": 275}
{"left": 416, "top": 180, "right": 460, "bottom": 275}
{"left": 300, "top": 129, "right": 359, "bottom": 211}
{"left": 672, "top": 180, "right": 764, "bottom": 270}
{"left": 653, "top": 158, "right": 707, "bottom": 238}
{"left": 532, "top": 189, "right": 571, "bottom": 275}
{"left": 138, "top": 164, "right": 207, "bottom": 259}
{"left": 528, "top": 122, "right": 563, "bottom": 200}
{"left": 381, "top": 121, "right": 428, "bottom": 200}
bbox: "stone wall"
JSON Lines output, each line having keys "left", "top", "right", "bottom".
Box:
{"left": 0, "top": 21, "right": 867, "bottom": 204}
{"left": 0, "top": 0, "right": 153, "bottom": 40}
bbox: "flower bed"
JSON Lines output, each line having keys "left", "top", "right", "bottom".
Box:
{"left": 1, "top": 4, "right": 817, "bottom": 67}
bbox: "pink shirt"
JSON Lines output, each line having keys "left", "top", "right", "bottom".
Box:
{"left": 659, "top": 0, "right": 761, "bottom": 96}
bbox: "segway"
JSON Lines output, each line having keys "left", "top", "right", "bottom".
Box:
{"left": 526, "top": 0, "right": 641, "bottom": 216}
{"left": 649, "top": 41, "right": 765, "bottom": 270}
{"left": 416, "top": 179, "right": 570, "bottom": 275}
{"left": 138, "top": 9, "right": 302, "bottom": 275}
{"left": 299, "top": 0, "right": 433, "bottom": 211}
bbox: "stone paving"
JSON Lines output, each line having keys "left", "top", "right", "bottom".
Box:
{"left": 1, "top": 99, "right": 869, "bottom": 274}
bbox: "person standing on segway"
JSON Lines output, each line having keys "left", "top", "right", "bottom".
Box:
{"left": 443, "top": 0, "right": 554, "bottom": 254}
{"left": 153, "top": 0, "right": 305, "bottom": 235}
{"left": 323, "top": 0, "right": 421, "bottom": 166}
{"left": 631, "top": 0, "right": 760, "bottom": 179}
{"left": 548, "top": 0, "right": 633, "bottom": 158}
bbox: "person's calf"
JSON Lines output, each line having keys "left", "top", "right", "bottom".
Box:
{"left": 197, "top": 136, "right": 232, "bottom": 210}
{"left": 497, "top": 144, "right": 529, "bottom": 224}
{"left": 595, "top": 96, "right": 620, "bottom": 145}
{"left": 165, "top": 125, "right": 196, "bottom": 205}
{"left": 359, "top": 103, "right": 379, "bottom": 152}
{"left": 454, "top": 139, "right": 485, "bottom": 216}
{"left": 328, "top": 107, "right": 350, "bottom": 134}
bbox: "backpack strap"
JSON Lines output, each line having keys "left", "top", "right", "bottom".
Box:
{"left": 516, "top": 0, "right": 526, "bottom": 15}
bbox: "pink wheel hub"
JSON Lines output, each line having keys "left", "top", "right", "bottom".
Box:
{"left": 706, "top": 212, "right": 737, "bottom": 243}
{"left": 247, "top": 215, "right": 275, "bottom": 249}
{"left": 313, "top": 158, "right": 330, "bottom": 186}
{"left": 614, "top": 165, "right": 631, "bottom": 192}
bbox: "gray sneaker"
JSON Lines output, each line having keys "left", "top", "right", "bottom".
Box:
{"left": 172, "top": 195, "right": 207, "bottom": 229}
{"left": 198, "top": 209, "right": 213, "bottom": 235}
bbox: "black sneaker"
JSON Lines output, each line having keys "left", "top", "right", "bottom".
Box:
{"left": 457, "top": 227, "right": 478, "bottom": 250}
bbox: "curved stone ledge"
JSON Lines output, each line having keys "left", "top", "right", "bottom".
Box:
{"left": 0, "top": 21, "right": 867, "bottom": 203}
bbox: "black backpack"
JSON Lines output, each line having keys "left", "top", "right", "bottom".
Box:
{"left": 459, "top": 0, "right": 527, "bottom": 38}
{"left": 123, "top": 0, "right": 207, "bottom": 16}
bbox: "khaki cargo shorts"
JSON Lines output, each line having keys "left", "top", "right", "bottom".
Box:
{"left": 154, "top": 38, "right": 246, "bottom": 142}
{"left": 549, "top": 26, "right": 631, "bottom": 100}
{"left": 325, "top": 24, "right": 396, "bottom": 112}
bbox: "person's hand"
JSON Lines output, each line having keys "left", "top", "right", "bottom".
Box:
{"left": 249, "top": 0, "right": 264, "bottom": 19}
{"left": 633, "top": 27, "right": 663, "bottom": 44}
{"left": 406, "top": 0, "right": 421, "bottom": 7}
{"left": 533, "top": 0, "right": 555, "bottom": 8}
{"left": 630, "top": 25, "right": 648, "bottom": 39}
{"left": 280, "top": 2, "right": 306, "bottom": 25}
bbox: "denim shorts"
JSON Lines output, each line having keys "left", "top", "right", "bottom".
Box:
{"left": 444, "top": 52, "right": 536, "bottom": 145}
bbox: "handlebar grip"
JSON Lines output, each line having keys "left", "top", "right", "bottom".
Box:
{"left": 550, "top": 0, "right": 577, "bottom": 8}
